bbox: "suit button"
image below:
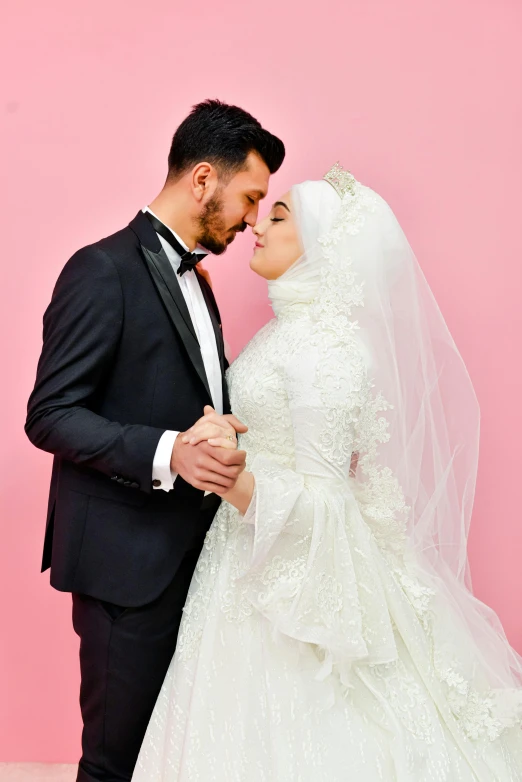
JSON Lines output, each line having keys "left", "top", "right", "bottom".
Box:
{"left": 123, "top": 480, "right": 131, "bottom": 487}
{"left": 117, "top": 478, "right": 125, "bottom": 484}
{"left": 111, "top": 475, "right": 118, "bottom": 481}
{"left": 130, "top": 482, "right": 139, "bottom": 489}
{"left": 152, "top": 479, "right": 161, "bottom": 488}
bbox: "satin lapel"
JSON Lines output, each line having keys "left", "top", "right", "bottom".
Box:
{"left": 140, "top": 244, "right": 212, "bottom": 402}
{"left": 196, "top": 273, "right": 225, "bottom": 372}
{"left": 196, "top": 273, "right": 231, "bottom": 413}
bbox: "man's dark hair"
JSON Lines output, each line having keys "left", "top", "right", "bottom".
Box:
{"left": 167, "top": 99, "right": 285, "bottom": 180}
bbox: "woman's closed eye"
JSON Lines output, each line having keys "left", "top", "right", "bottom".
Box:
{"left": 270, "top": 217, "right": 284, "bottom": 223}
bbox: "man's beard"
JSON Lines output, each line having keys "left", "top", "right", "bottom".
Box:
{"left": 197, "top": 192, "right": 246, "bottom": 255}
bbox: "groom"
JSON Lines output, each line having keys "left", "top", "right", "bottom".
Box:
{"left": 25, "top": 99, "right": 285, "bottom": 782}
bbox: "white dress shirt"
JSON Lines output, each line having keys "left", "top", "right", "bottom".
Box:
{"left": 145, "top": 207, "right": 223, "bottom": 492}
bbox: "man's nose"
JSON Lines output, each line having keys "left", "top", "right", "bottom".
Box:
{"left": 244, "top": 204, "right": 260, "bottom": 227}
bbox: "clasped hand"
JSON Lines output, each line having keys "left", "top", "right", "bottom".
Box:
{"left": 182, "top": 406, "right": 242, "bottom": 451}
{"left": 170, "top": 406, "right": 247, "bottom": 495}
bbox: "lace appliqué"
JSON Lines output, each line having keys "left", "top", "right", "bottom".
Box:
{"left": 177, "top": 503, "right": 235, "bottom": 661}
{"left": 398, "top": 566, "right": 522, "bottom": 743}
{"left": 220, "top": 548, "right": 254, "bottom": 624}
{"left": 369, "top": 658, "right": 437, "bottom": 744}
{"left": 227, "top": 318, "right": 298, "bottom": 472}
{"left": 257, "top": 554, "right": 308, "bottom": 610}
{"left": 434, "top": 649, "right": 522, "bottom": 742}
{"left": 316, "top": 572, "right": 344, "bottom": 628}
{"left": 393, "top": 568, "right": 436, "bottom": 631}
{"left": 305, "top": 179, "right": 410, "bottom": 555}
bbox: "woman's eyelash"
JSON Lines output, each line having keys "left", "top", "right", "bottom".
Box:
{"left": 270, "top": 217, "right": 284, "bottom": 223}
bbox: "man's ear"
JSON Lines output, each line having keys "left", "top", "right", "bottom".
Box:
{"left": 191, "top": 162, "right": 217, "bottom": 203}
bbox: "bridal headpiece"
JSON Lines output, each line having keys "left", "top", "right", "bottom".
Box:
{"left": 323, "top": 162, "right": 357, "bottom": 198}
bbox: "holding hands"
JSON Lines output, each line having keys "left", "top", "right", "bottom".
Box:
{"left": 182, "top": 406, "right": 242, "bottom": 450}
{"left": 170, "top": 407, "right": 248, "bottom": 497}
{"left": 173, "top": 406, "right": 254, "bottom": 513}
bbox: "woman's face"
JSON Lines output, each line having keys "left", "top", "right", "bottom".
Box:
{"left": 249, "top": 191, "right": 302, "bottom": 280}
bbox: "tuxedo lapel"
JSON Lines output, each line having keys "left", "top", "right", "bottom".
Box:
{"left": 129, "top": 212, "right": 212, "bottom": 403}
{"left": 196, "top": 272, "right": 231, "bottom": 414}
{"left": 196, "top": 273, "right": 225, "bottom": 373}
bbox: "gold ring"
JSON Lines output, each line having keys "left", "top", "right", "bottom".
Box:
{"left": 226, "top": 435, "right": 234, "bottom": 442}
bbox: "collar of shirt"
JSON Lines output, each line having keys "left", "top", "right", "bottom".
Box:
{"left": 142, "top": 206, "right": 189, "bottom": 271}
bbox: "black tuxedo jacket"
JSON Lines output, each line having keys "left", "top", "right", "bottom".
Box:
{"left": 25, "top": 211, "right": 231, "bottom": 606}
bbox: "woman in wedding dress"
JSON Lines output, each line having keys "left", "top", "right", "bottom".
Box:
{"left": 132, "top": 164, "right": 522, "bottom": 781}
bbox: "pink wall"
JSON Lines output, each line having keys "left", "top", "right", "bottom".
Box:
{"left": 1, "top": 0, "right": 522, "bottom": 762}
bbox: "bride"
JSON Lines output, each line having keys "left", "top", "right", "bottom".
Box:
{"left": 132, "top": 164, "right": 522, "bottom": 781}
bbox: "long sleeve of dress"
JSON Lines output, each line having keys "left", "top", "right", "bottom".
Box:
{"left": 237, "top": 340, "right": 400, "bottom": 666}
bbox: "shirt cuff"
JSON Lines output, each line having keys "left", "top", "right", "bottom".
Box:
{"left": 152, "top": 430, "right": 179, "bottom": 491}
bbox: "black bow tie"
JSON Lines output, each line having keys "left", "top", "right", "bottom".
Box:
{"left": 143, "top": 210, "right": 207, "bottom": 276}
{"left": 177, "top": 252, "right": 204, "bottom": 277}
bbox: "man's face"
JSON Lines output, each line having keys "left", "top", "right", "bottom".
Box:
{"left": 196, "top": 151, "right": 270, "bottom": 255}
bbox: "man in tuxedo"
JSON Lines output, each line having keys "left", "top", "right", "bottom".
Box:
{"left": 25, "top": 99, "right": 285, "bottom": 782}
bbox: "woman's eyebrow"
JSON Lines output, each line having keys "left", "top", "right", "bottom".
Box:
{"left": 272, "top": 201, "right": 290, "bottom": 211}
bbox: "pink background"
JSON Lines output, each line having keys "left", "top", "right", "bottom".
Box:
{"left": 1, "top": 0, "right": 522, "bottom": 763}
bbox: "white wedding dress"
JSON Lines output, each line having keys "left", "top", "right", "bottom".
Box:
{"left": 133, "top": 171, "right": 522, "bottom": 781}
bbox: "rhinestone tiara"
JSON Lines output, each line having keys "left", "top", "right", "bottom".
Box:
{"left": 323, "top": 162, "right": 356, "bottom": 198}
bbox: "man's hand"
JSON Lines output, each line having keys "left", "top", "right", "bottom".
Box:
{"left": 171, "top": 433, "right": 246, "bottom": 495}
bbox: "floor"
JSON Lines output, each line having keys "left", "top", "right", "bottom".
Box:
{"left": 0, "top": 765, "right": 77, "bottom": 781}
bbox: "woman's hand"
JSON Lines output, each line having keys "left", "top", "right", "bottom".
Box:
{"left": 183, "top": 420, "right": 238, "bottom": 449}
{"left": 221, "top": 470, "right": 255, "bottom": 515}
{"left": 182, "top": 406, "right": 247, "bottom": 449}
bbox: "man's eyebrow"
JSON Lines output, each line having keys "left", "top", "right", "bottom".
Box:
{"left": 273, "top": 200, "right": 290, "bottom": 211}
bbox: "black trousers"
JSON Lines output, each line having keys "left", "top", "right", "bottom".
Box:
{"left": 72, "top": 535, "right": 207, "bottom": 782}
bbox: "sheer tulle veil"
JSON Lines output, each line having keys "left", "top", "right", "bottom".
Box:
{"left": 268, "top": 165, "right": 522, "bottom": 705}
